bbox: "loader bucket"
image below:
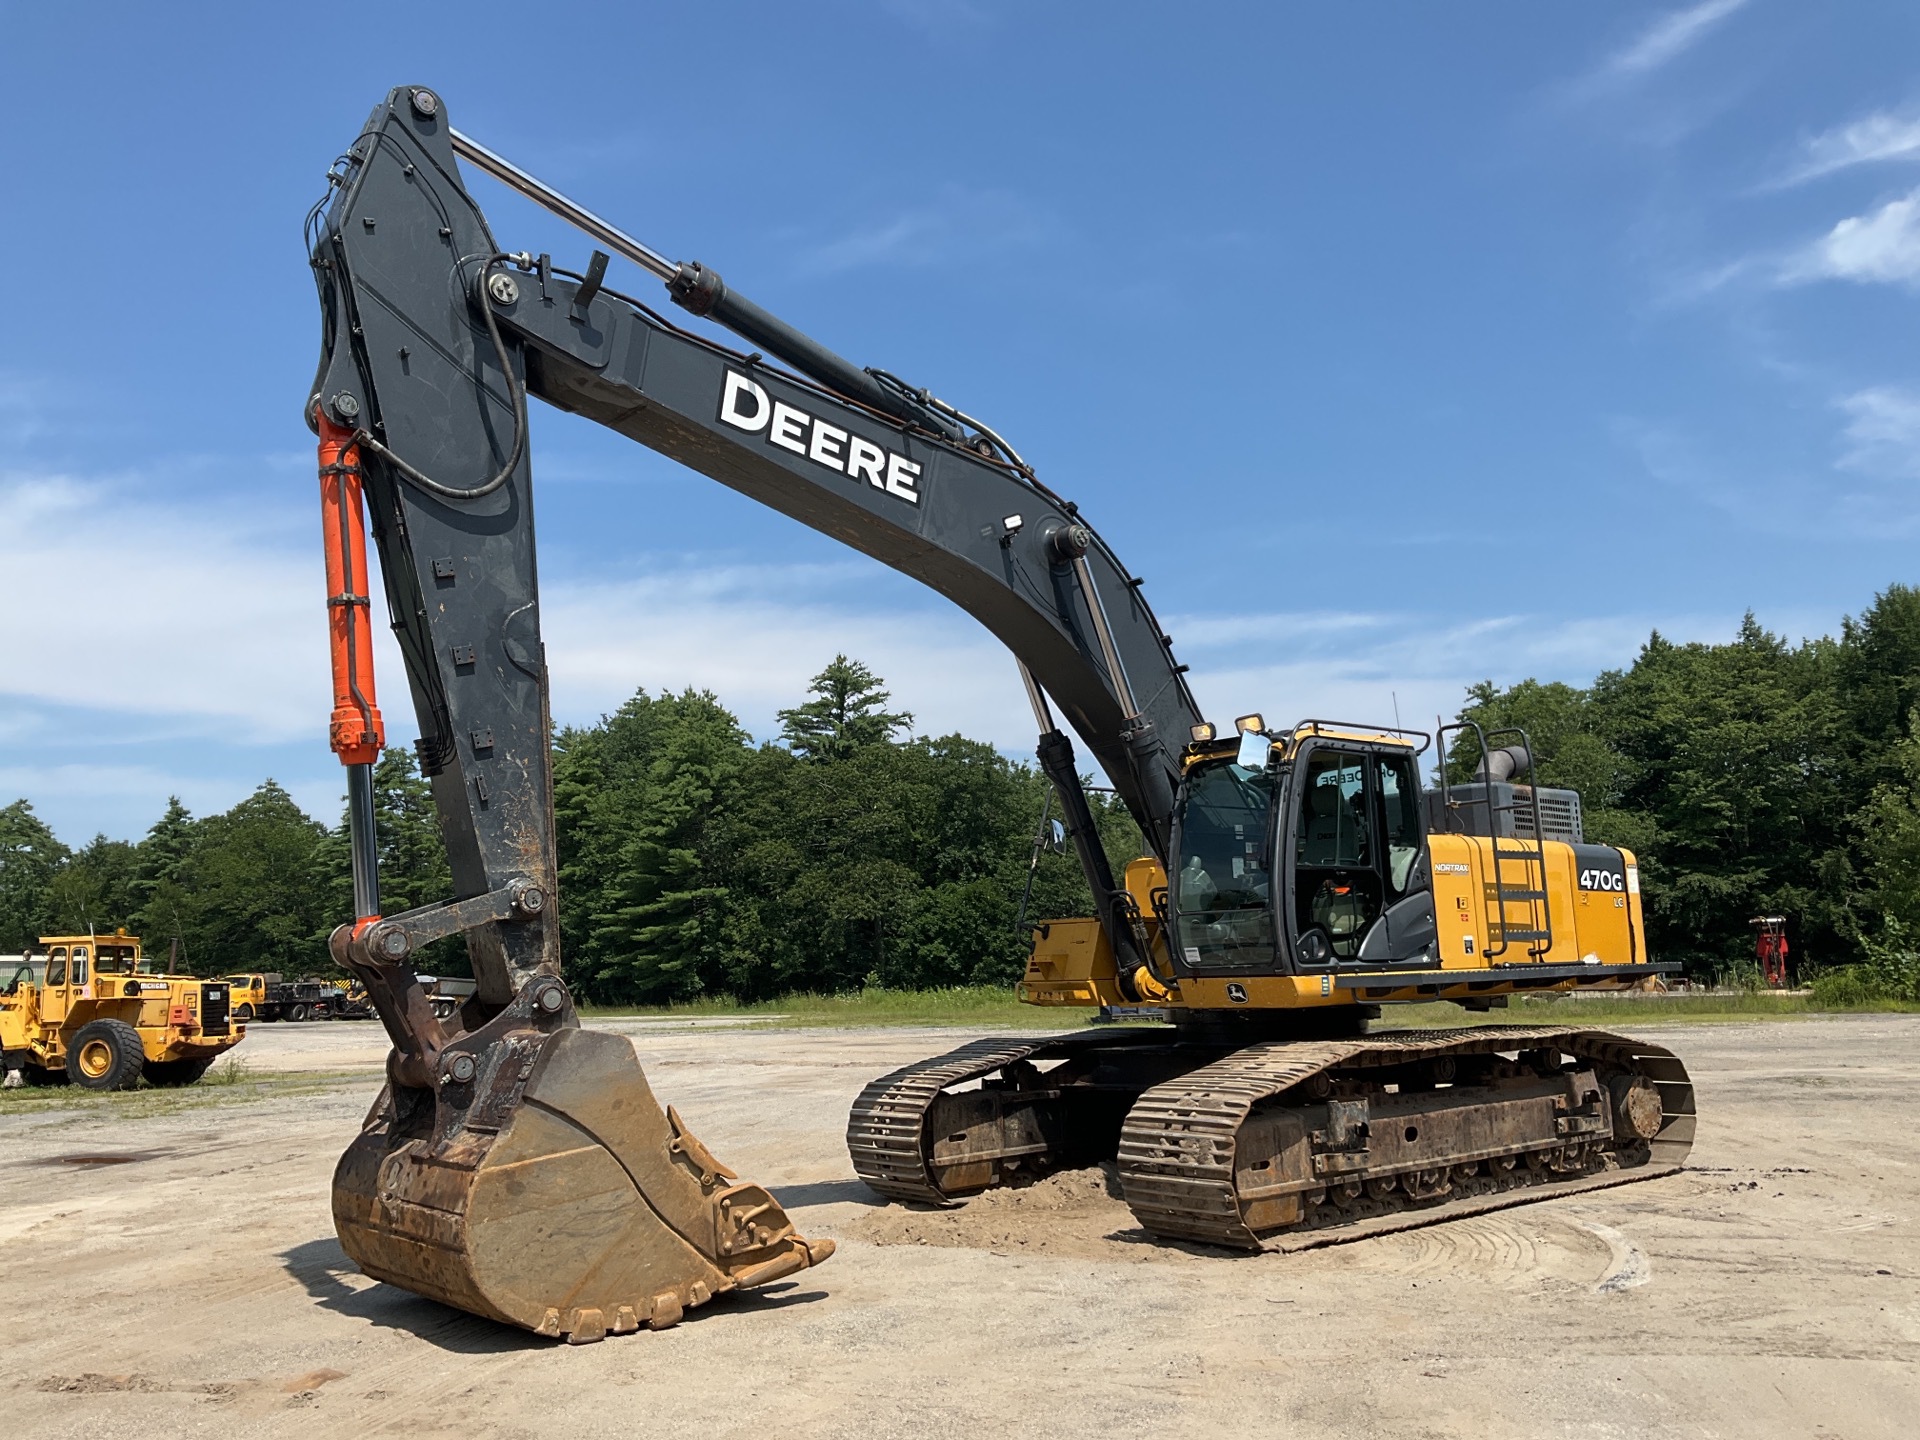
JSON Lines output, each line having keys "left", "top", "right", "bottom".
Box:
{"left": 331, "top": 985, "right": 831, "bottom": 1342}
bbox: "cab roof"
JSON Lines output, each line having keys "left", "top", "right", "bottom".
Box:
{"left": 1180, "top": 718, "right": 1427, "bottom": 771}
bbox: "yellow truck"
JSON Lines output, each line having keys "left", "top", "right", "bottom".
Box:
{"left": 223, "top": 973, "right": 373, "bottom": 1022}
{"left": 0, "top": 933, "right": 246, "bottom": 1089}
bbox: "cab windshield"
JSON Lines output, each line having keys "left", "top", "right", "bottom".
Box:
{"left": 1172, "top": 759, "right": 1278, "bottom": 967}
{"left": 94, "top": 944, "right": 139, "bottom": 975}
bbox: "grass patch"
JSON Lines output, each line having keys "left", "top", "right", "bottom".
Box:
{"left": 1501, "top": 991, "right": 1920, "bottom": 1023}
{"left": 0, "top": 1066, "right": 368, "bottom": 1120}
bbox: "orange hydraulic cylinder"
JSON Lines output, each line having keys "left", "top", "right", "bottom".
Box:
{"left": 318, "top": 415, "right": 386, "bottom": 767}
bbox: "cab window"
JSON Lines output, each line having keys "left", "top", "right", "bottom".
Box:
{"left": 47, "top": 947, "right": 68, "bottom": 986}
{"left": 1292, "top": 749, "right": 1380, "bottom": 962}
{"left": 1172, "top": 758, "right": 1279, "bottom": 967}
{"left": 1296, "top": 753, "right": 1368, "bottom": 867}
{"left": 1378, "top": 752, "right": 1423, "bottom": 894}
{"left": 72, "top": 947, "right": 89, "bottom": 986}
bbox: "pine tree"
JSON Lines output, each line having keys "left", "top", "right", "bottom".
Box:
{"left": 131, "top": 798, "right": 194, "bottom": 903}
{"left": 777, "top": 655, "right": 913, "bottom": 761}
{"left": 371, "top": 749, "right": 451, "bottom": 913}
{"left": 576, "top": 691, "right": 747, "bottom": 1001}
{"left": 132, "top": 797, "right": 197, "bottom": 955}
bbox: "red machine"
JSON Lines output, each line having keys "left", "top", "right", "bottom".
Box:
{"left": 1752, "top": 916, "right": 1790, "bottom": 988}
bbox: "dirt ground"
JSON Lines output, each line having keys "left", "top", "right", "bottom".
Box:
{"left": 2, "top": 1014, "right": 1915, "bottom": 1439}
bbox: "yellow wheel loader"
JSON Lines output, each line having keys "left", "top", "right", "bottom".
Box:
{"left": 297, "top": 87, "right": 1692, "bottom": 1341}
{"left": 1, "top": 934, "right": 244, "bottom": 1090}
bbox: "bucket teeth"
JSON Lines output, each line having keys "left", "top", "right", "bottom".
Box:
{"left": 331, "top": 1005, "right": 829, "bottom": 1342}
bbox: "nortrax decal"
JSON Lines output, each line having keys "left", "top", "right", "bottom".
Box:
{"left": 718, "top": 369, "right": 922, "bottom": 505}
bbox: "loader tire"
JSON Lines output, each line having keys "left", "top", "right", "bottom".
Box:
{"left": 66, "top": 1020, "right": 146, "bottom": 1091}
{"left": 143, "top": 1057, "right": 214, "bottom": 1088}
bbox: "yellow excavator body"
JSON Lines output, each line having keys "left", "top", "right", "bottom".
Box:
{"left": 1021, "top": 829, "right": 1650, "bottom": 1011}
{"left": 851, "top": 724, "right": 1695, "bottom": 1252}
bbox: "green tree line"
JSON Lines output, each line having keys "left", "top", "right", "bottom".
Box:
{"left": 9, "top": 588, "right": 1920, "bottom": 996}
{"left": 0, "top": 657, "right": 1132, "bottom": 1001}
{"left": 1448, "top": 585, "right": 1920, "bottom": 982}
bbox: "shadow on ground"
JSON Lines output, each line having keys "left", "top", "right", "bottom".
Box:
{"left": 279, "top": 1237, "right": 547, "bottom": 1354}
{"left": 280, "top": 1235, "right": 830, "bottom": 1346}
{"left": 773, "top": 1178, "right": 886, "bottom": 1209}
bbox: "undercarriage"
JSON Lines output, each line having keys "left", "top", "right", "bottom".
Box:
{"left": 847, "top": 1024, "right": 1693, "bottom": 1250}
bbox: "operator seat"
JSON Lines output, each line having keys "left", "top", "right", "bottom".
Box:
{"left": 1299, "top": 783, "right": 1361, "bottom": 866}
{"left": 1299, "top": 782, "right": 1376, "bottom": 956}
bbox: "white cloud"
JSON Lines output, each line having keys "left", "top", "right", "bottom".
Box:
{"left": 1570, "top": 0, "right": 1749, "bottom": 98}
{"left": 1169, "top": 608, "right": 1696, "bottom": 750}
{"left": 540, "top": 562, "right": 1029, "bottom": 745}
{"left": 3, "top": 473, "right": 331, "bottom": 742}
{"left": 0, "top": 761, "right": 332, "bottom": 836}
{"left": 1625, "top": 406, "right": 1920, "bottom": 541}
{"left": 1775, "top": 106, "right": 1920, "bottom": 187}
{"left": 0, "top": 466, "right": 1780, "bottom": 835}
{"left": 1782, "top": 187, "right": 1920, "bottom": 288}
{"left": 1837, "top": 387, "right": 1920, "bottom": 481}
{"left": 1603, "top": 0, "right": 1749, "bottom": 79}
{"left": 796, "top": 186, "right": 1056, "bottom": 276}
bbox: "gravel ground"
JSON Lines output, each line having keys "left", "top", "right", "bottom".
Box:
{"left": 2, "top": 1013, "right": 1915, "bottom": 1439}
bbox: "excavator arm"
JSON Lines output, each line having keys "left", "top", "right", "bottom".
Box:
{"left": 306, "top": 85, "right": 1202, "bottom": 1341}
{"left": 311, "top": 87, "right": 1203, "bottom": 1007}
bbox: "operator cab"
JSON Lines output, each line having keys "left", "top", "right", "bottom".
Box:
{"left": 1170, "top": 721, "right": 1437, "bottom": 976}
{"left": 38, "top": 933, "right": 142, "bottom": 976}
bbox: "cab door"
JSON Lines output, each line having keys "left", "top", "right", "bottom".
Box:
{"left": 1353, "top": 750, "right": 1439, "bottom": 965}
{"left": 1285, "top": 744, "right": 1380, "bottom": 965}
{"left": 40, "top": 947, "right": 71, "bottom": 1025}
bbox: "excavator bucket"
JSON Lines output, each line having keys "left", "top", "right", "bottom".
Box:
{"left": 331, "top": 987, "right": 831, "bottom": 1343}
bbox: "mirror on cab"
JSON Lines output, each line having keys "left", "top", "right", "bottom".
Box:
{"left": 1235, "top": 729, "right": 1271, "bottom": 771}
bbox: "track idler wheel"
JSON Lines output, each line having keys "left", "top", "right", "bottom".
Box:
{"left": 330, "top": 976, "right": 832, "bottom": 1342}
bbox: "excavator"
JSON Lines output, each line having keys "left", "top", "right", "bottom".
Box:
{"left": 307, "top": 86, "right": 1694, "bottom": 1341}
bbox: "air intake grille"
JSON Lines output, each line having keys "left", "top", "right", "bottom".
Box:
{"left": 200, "top": 982, "right": 231, "bottom": 1037}
{"left": 1512, "top": 787, "right": 1584, "bottom": 845}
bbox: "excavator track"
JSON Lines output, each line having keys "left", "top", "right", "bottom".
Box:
{"left": 849, "top": 1025, "right": 1693, "bottom": 1251}
{"left": 848, "top": 1032, "right": 1124, "bottom": 1203}
{"left": 1118, "top": 1026, "right": 1693, "bottom": 1250}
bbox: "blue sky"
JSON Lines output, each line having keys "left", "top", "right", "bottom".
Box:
{"left": 4, "top": 0, "right": 1918, "bottom": 843}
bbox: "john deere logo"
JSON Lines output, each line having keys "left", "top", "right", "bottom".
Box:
{"left": 1225, "top": 983, "right": 1249, "bottom": 1004}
